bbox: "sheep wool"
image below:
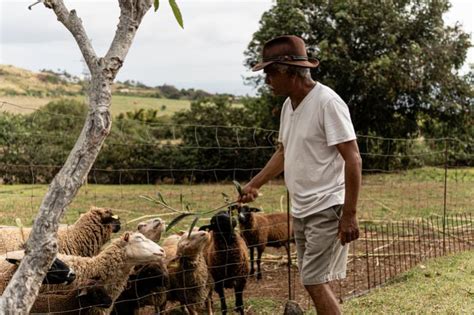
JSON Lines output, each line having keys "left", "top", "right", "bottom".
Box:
{"left": 0, "top": 206, "right": 121, "bottom": 257}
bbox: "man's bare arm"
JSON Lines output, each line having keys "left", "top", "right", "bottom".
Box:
{"left": 335, "top": 139, "right": 362, "bottom": 245}
{"left": 239, "top": 143, "right": 284, "bottom": 203}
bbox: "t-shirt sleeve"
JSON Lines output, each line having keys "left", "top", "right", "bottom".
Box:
{"left": 323, "top": 97, "right": 356, "bottom": 146}
{"left": 277, "top": 100, "right": 288, "bottom": 143}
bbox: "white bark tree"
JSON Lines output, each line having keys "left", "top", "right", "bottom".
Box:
{"left": 0, "top": 0, "right": 181, "bottom": 313}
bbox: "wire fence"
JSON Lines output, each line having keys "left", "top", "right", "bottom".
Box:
{"left": 0, "top": 99, "right": 472, "bottom": 314}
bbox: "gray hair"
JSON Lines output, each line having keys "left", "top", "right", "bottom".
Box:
{"left": 272, "top": 63, "right": 311, "bottom": 78}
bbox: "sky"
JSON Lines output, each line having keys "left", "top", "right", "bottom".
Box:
{"left": 0, "top": 0, "right": 472, "bottom": 96}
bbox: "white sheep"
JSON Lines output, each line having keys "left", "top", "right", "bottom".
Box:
{"left": 0, "top": 206, "right": 121, "bottom": 256}
{"left": 42, "top": 231, "right": 165, "bottom": 315}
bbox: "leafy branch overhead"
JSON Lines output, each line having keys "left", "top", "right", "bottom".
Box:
{"left": 140, "top": 181, "right": 243, "bottom": 236}
{"left": 154, "top": 0, "right": 184, "bottom": 28}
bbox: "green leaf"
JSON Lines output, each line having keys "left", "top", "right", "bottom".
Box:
{"left": 166, "top": 213, "right": 194, "bottom": 232}
{"left": 232, "top": 180, "right": 243, "bottom": 197}
{"left": 169, "top": 0, "right": 184, "bottom": 28}
{"left": 154, "top": 0, "right": 160, "bottom": 12}
{"left": 188, "top": 216, "right": 200, "bottom": 237}
{"left": 139, "top": 195, "right": 157, "bottom": 203}
{"left": 156, "top": 192, "right": 168, "bottom": 206}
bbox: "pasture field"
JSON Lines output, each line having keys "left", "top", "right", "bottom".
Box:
{"left": 0, "top": 94, "right": 191, "bottom": 117}
{"left": 0, "top": 167, "right": 471, "bottom": 229}
{"left": 0, "top": 167, "right": 471, "bottom": 314}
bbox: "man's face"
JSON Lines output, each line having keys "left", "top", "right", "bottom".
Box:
{"left": 264, "top": 64, "right": 290, "bottom": 96}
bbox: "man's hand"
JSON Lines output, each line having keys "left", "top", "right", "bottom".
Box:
{"left": 338, "top": 210, "right": 359, "bottom": 246}
{"left": 238, "top": 184, "right": 260, "bottom": 203}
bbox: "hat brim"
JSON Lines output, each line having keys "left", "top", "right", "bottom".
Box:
{"left": 252, "top": 59, "right": 320, "bottom": 72}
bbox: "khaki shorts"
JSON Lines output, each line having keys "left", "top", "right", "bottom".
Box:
{"left": 293, "top": 205, "right": 349, "bottom": 285}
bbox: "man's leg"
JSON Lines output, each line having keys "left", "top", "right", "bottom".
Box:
{"left": 305, "top": 283, "right": 340, "bottom": 315}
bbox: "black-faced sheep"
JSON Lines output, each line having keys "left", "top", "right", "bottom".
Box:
{"left": 45, "top": 232, "right": 165, "bottom": 315}
{"left": 0, "top": 206, "right": 121, "bottom": 257}
{"left": 0, "top": 252, "right": 76, "bottom": 294}
{"left": 200, "top": 211, "right": 249, "bottom": 315}
{"left": 137, "top": 218, "right": 165, "bottom": 242}
{"left": 30, "top": 279, "right": 113, "bottom": 314}
{"left": 234, "top": 205, "right": 294, "bottom": 280}
{"left": 112, "top": 262, "right": 169, "bottom": 315}
{"left": 167, "top": 230, "right": 213, "bottom": 315}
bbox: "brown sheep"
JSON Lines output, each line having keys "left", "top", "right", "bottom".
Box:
{"left": 199, "top": 211, "right": 249, "bottom": 315}
{"left": 30, "top": 279, "right": 112, "bottom": 314}
{"left": 235, "top": 205, "right": 293, "bottom": 280}
{"left": 167, "top": 230, "right": 213, "bottom": 315}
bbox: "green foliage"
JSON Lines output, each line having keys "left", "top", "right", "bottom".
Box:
{"left": 171, "top": 96, "right": 277, "bottom": 181}
{"left": 244, "top": 0, "right": 473, "bottom": 167}
{"left": 0, "top": 99, "right": 87, "bottom": 183}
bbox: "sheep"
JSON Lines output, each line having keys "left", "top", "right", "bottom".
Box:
{"left": 112, "top": 262, "right": 169, "bottom": 315}
{"left": 199, "top": 211, "right": 249, "bottom": 315}
{"left": 43, "top": 232, "right": 165, "bottom": 315}
{"left": 0, "top": 206, "right": 121, "bottom": 256}
{"left": 137, "top": 218, "right": 165, "bottom": 242}
{"left": 233, "top": 205, "right": 294, "bottom": 280}
{"left": 30, "top": 279, "right": 113, "bottom": 314}
{"left": 0, "top": 251, "right": 76, "bottom": 294}
{"left": 167, "top": 230, "right": 213, "bottom": 315}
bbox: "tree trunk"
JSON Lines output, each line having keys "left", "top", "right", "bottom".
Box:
{"left": 0, "top": 0, "right": 152, "bottom": 313}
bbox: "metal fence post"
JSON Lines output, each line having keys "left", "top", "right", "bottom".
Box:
{"left": 443, "top": 138, "right": 449, "bottom": 255}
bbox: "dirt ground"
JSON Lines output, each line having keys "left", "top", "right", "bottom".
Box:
{"left": 140, "top": 218, "right": 473, "bottom": 314}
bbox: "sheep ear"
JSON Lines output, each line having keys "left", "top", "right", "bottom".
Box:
{"left": 5, "top": 258, "right": 21, "bottom": 266}
{"left": 123, "top": 232, "right": 130, "bottom": 242}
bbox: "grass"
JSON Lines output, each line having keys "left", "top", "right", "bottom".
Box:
{"left": 0, "top": 94, "right": 191, "bottom": 117}
{"left": 342, "top": 250, "right": 474, "bottom": 314}
{"left": 0, "top": 167, "right": 471, "bottom": 230}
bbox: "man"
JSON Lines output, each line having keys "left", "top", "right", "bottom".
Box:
{"left": 239, "top": 35, "right": 362, "bottom": 314}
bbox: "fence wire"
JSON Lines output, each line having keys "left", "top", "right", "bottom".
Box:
{"left": 0, "top": 100, "right": 472, "bottom": 313}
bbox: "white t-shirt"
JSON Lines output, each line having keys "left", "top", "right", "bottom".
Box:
{"left": 278, "top": 82, "right": 356, "bottom": 218}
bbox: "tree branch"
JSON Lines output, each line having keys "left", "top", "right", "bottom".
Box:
{"left": 0, "top": 0, "right": 154, "bottom": 313}
{"left": 44, "top": 0, "right": 98, "bottom": 74}
{"left": 105, "top": 0, "right": 153, "bottom": 69}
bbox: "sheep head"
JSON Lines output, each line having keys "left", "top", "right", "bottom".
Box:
{"left": 203, "top": 211, "right": 238, "bottom": 234}
{"left": 137, "top": 218, "right": 165, "bottom": 242}
{"left": 123, "top": 232, "right": 166, "bottom": 263}
{"left": 6, "top": 255, "right": 76, "bottom": 285}
{"left": 177, "top": 230, "right": 210, "bottom": 257}
{"left": 93, "top": 207, "right": 121, "bottom": 233}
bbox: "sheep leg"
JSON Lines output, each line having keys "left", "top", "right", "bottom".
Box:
{"left": 256, "top": 246, "right": 263, "bottom": 280}
{"left": 249, "top": 246, "right": 255, "bottom": 275}
{"left": 234, "top": 278, "right": 247, "bottom": 315}
{"left": 214, "top": 282, "right": 227, "bottom": 315}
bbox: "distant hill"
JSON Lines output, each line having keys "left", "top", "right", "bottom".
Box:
{"left": 0, "top": 64, "right": 217, "bottom": 100}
